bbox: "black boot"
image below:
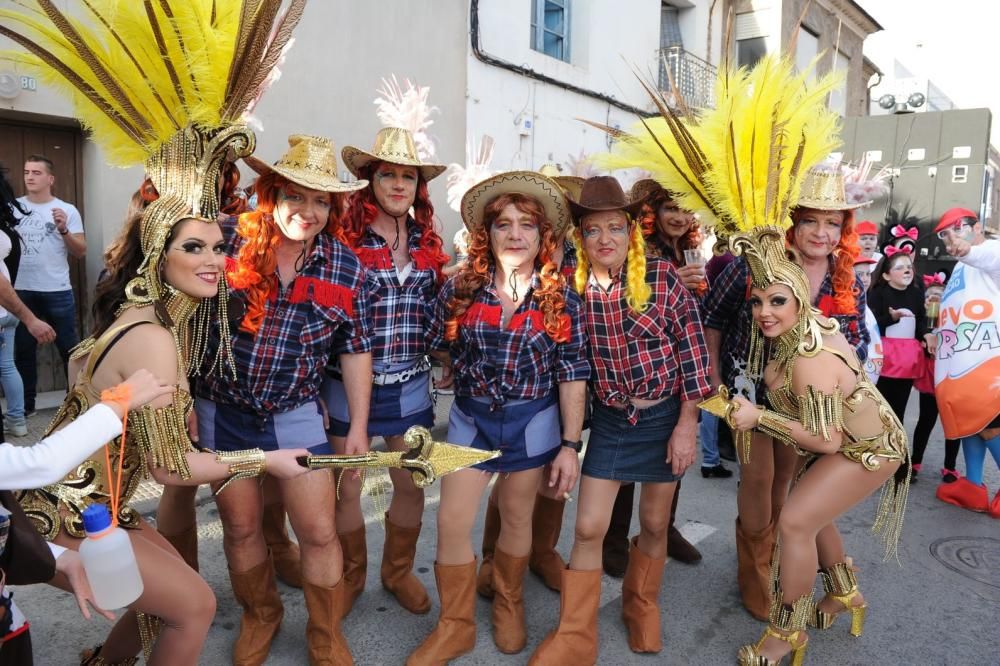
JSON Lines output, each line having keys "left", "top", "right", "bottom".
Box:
{"left": 602, "top": 482, "right": 634, "bottom": 577}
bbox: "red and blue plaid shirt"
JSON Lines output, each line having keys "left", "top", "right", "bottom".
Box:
{"left": 584, "top": 256, "right": 712, "bottom": 423}
{"left": 426, "top": 271, "right": 590, "bottom": 405}
{"left": 702, "top": 258, "right": 869, "bottom": 389}
{"left": 199, "top": 219, "right": 373, "bottom": 414}
{"left": 344, "top": 219, "right": 438, "bottom": 373}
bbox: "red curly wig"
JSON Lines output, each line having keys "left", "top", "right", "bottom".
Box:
{"left": 342, "top": 162, "right": 449, "bottom": 282}
{"left": 787, "top": 207, "right": 860, "bottom": 315}
{"left": 227, "top": 172, "right": 349, "bottom": 334}
{"left": 444, "top": 193, "right": 569, "bottom": 343}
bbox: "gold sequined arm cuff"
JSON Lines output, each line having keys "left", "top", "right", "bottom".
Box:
{"left": 755, "top": 409, "right": 798, "bottom": 448}
{"left": 131, "top": 395, "right": 197, "bottom": 479}
{"left": 214, "top": 449, "right": 266, "bottom": 494}
{"left": 798, "top": 385, "right": 845, "bottom": 442}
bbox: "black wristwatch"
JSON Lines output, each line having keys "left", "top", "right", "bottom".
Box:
{"left": 560, "top": 438, "right": 583, "bottom": 452}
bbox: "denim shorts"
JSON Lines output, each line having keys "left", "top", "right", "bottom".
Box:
{"left": 322, "top": 369, "right": 434, "bottom": 438}
{"left": 582, "top": 396, "right": 683, "bottom": 483}
{"left": 195, "top": 398, "right": 331, "bottom": 454}
{"left": 447, "top": 394, "right": 561, "bottom": 474}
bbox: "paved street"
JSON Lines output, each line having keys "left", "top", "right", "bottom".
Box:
{"left": 11, "top": 390, "right": 999, "bottom": 665}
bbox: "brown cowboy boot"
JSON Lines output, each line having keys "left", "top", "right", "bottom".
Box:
{"left": 602, "top": 482, "right": 634, "bottom": 577}
{"left": 528, "top": 494, "right": 566, "bottom": 591}
{"left": 406, "top": 560, "right": 477, "bottom": 666}
{"left": 528, "top": 568, "right": 602, "bottom": 665}
{"left": 621, "top": 537, "right": 666, "bottom": 653}
{"left": 735, "top": 518, "right": 775, "bottom": 621}
{"left": 302, "top": 578, "right": 353, "bottom": 665}
{"left": 338, "top": 525, "right": 367, "bottom": 614}
{"left": 262, "top": 502, "right": 302, "bottom": 588}
{"left": 381, "top": 516, "right": 431, "bottom": 614}
{"left": 476, "top": 497, "right": 501, "bottom": 598}
{"left": 666, "top": 480, "right": 701, "bottom": 564}
{"left": 229, "top": 556, "right": 284, "bottom": 666}
{"left": 157, "top": 524, "right": 199, "bottom": 572}
{"left": 491, "top": 548, "right": 529, "bottom": 654}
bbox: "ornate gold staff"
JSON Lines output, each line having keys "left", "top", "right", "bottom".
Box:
{"left": 698, "top": 386, "right": 753, "bottom": 465}
{"left": 298, "top": 426, "right": 500, "bottom": 488}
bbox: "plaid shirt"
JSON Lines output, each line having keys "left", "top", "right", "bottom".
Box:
{"left": 199, "top": 219, "right": 373, "bottom": 414}
{"left": 702, "top": 258, "right": 870, "bottom": 388}
{"left": 346, "top": 219, "right": 437, "bottom": 373}
{"left": 426, "top": 272, "right": 590, "bottom": 405}
{"left": 584, "top": 256, "right": 712, "bottom": 423}
{"left": 560, "top": 238, "right": 578, "bottom": 280}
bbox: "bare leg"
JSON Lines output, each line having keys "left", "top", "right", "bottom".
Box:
{"left": 769, "top": 442, "right": 799, "bottom": 522}
{"left": 279, "top": 469, "right": 340, "bottom": 586}
{"left": 635, "top": 481, "right": 676, "bottom": 559}
{"left": 436, "top": 468, "right": 493, "bottom": 564}
{"left": 155, "top": 484, "right": 198, "bottom": 536}
{"left": 53, "top": 520, "right": 216, "bottom": 666}
{"left": 568, "top": 476, "right": 622, "bottom": 570}
{"left": 495, "top": 468, "right": 545, "bottom": 557}
{"left": 385, "top": 434, "right": 425, "bottom": 528}
{"left": 737, "top": 432, "right": 775, "bottom": 531}
{"left": 330, "top": 434, "right": 366, "bottom": 533}
{"left": 213, "top": 477, "right": 267, "bottom": 572}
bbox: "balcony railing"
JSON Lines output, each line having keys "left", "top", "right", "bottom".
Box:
{"left": 657, "top": 46, "right": 716, "bottom": 110}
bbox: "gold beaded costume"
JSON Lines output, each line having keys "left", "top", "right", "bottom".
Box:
{"left": 2, "top": 0, "right": 308, "bottom": 540}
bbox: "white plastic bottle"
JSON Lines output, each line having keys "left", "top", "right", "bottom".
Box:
{"left": 78, "top": 504, "right": 144, "bottom": 610}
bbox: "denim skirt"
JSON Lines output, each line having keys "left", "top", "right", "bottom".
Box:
{"left": 322, "top": 369, "right": 434, "bottom": 438}
{"left": 447, "top": 394, "right": 561, "bottom": 474}
{"left": 195, "top": 398, "right": 332, "bottom": 454}
{"left": 582, "top": 396, "right": 683, "bottom": 483}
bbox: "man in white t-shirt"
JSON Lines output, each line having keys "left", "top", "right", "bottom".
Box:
{"left": 14, "top": 155, "right": 87, "bottom": 414}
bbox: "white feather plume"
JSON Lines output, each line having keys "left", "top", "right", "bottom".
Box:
{"left": 374, "top": 75, "right": 439, "bottom": 160}
{"left": 446, "top": 135, "right": 496, "bottom": 212}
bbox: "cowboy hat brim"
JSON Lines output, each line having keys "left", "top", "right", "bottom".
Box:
{"left": 567, "top": 195, "right": 646, "bottom": 221}
{"left": 244, "top": 154, "right": 368, "bottom": 193}
{"left": 794, "top": 197, "right": 872, "bottom": 212}
{"left": 461, "top": 171, "right": 570, "bottom": 238}
{"left": 341, "top": 146, "right": 447, "bottom": 183}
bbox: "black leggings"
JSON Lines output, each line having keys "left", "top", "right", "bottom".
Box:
{"left": 876, "top": 376, "right": 913, "bottom": 425}
{"left": 912, "top": 392, "right": 960, "bottom": 469}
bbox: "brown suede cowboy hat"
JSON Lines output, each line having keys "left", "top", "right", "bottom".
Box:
{"left": 567, "top": 175, "right": 647, "bottom": 222}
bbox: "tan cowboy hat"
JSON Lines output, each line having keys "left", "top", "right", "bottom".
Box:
{"left": 342, "top": 127, "right": 446, "bottom": 182}
{"left": 245, "top": 134, "right": 367, "bottom": 193}
{"left": 567, "top": 175, "right": 647, "bottom": 222}
{"left": 796, "top": 167, "right": 871, "bottom": 211}
{"left": 552, "top": 175, "right": 585, "bottom": 202}
{"left": 460, "top": 171, "right": 571, "bottom": 238}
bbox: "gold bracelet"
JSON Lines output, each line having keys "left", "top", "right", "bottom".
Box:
{"left": 214, "top": 448, "right": 266, "bottom": 494}
{"left": 756, "top": 410, "right": 798, "bottom": 448}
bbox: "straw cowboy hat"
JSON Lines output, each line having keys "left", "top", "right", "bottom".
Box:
{"left": 566, "top": 175, "right": 648, "bottom": 221}
{"left": 536, "top": 164, "right": 584, "bottom": 201}
{"left": 245, "top": 134, "right": 367, "bottom": 193}
{"left": 796, "top": 167, "right": 871, "bottom": 211}
{"left": 341, "top": 127, "right": 446, "bottom": 182}
{"left": 460, "top": 170, "right": 571, "bottom": 238}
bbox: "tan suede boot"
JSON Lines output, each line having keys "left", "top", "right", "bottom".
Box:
{"left": 406, "top": 560, "right": 477, "bottom": 666}
{"left": 302, "top": 579, "right": 353, "bottom": 666}
{"left": 381, "top": 516, "right": 431, "bottom": 614}
{"left": 491, "top": 548, "right": 529, "bottom": 654}
{"left": 528, "top": 568, "right": 601, "bottom": 665}
{"left": 476, "top": 497, "right": 501, "bottom": 598}
{"left": 528, "top": 494, "right": 566, "bottom": 591}
{"left": 621, "top": 537, "right": 666, "bottom": 653}
{"left": 338, "top": 525, "right": 367, "bottom": 614}
{"left": 157, "top": 524, "right": 199, "bottom": 572}
{"left": 262, "top": 502, "right": 302, "bottom": 588}
{"left": 229, "top": 556, "right": 284, "bottom": 666}
{"left": 735, "top": 518, "right": 776, "bottom": 621}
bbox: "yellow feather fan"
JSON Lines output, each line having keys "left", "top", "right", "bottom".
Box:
{"left": 0, "top": 0, "right": 305, "bottom": 166}
{"left": 593, "top": 54, "right": 842, "bottom": 239}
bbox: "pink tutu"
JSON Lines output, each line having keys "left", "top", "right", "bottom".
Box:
{"left": 881, "top": 337, "right": 924, "bottom": 380}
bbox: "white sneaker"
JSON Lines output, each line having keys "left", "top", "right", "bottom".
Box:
{"left": 7, "top": 423, "right": 27, "bottom": 437}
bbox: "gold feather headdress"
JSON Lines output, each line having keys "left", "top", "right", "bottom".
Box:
{"left": 0, "top": 0, "right": 305, "bottom": 374}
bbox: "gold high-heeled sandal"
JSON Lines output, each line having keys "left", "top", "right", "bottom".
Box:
{"left": 810, "top": 561, "right": 867, "bottom": 637}
{"left": 738, "top": 594, "right": 812, "bottom": 666}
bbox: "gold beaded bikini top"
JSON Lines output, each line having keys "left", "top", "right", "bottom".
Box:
{"left": 17, "top": 320, "right": 196, "bottom": 541}
{"left": 765, "top": 345, "right": 908, "bottom": 470}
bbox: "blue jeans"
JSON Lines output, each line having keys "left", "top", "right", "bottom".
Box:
{"left": 14, "top": 289, "right": 79, "bottom": 410}
{"left": 699, "top": 412, "right": 721, "bottom": 467}
{"left": 0, "top": 313, "right": 25, "bottom": 425}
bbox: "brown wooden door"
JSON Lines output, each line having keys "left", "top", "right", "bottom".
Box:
{"left": 0, "top": 119, "right": 86, "bottom": 393}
